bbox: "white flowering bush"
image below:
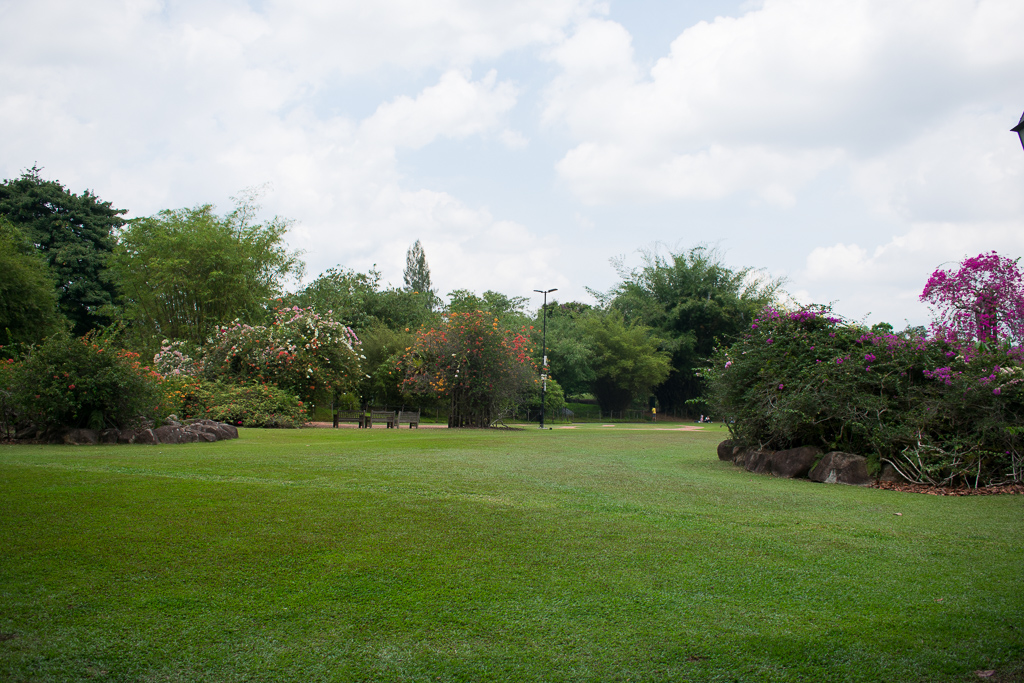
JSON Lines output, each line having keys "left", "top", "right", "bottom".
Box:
{"left": 203, "top": 306, "right": 363, "bottom": 406}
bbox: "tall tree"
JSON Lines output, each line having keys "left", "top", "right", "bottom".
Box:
{"left": 582, "top": 310, "right": 670, "bottom": 413}
{"left": 606, "top": 245, "right": 781, "bottom": 415}
{"left": 0, "top": 166, "right": 126, "bottom": 333}
{"left": 111, "top": 198, "right": 303, "bottom": 348}
{"left": 0, "top": 217, "right": 59, "bottom": 349}
{"left": 402, "top": 239, "right": 436, "bottom": 307}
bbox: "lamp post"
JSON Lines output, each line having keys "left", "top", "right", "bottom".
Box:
{"left": 1013, "top": 111, "right": 1024, "bottom": 151}
{"left": 533, "top": 288, "right": 557, "bottom": 429}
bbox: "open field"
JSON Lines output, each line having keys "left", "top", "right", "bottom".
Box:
{"left": 1, "top": 425, "right": 1022, "bottom": 682}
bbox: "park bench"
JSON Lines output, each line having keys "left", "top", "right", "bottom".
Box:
{"left": 397, "top": 410, "right": 420, "bottom": 428}
{"left": 333, "top": 410, "right": 368, "bottom": 428}
{"left": 369, "top": 409, "right": 396, "bottom": 428}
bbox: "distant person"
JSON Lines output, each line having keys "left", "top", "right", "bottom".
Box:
{"left": 651, "top": 406, "right": 657, "bottom": 423}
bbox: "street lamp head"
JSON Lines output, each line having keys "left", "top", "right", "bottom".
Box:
{"left": 534, "top": 288, "right": 558, "bottom": 294}
{"left": 1012, "top": 111, "right": 1024, "bottom": 151}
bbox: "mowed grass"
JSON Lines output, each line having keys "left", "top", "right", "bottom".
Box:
{"left": 1, "top": 425, "right": 1021, "bottom": 682}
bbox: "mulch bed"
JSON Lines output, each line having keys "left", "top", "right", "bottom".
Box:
{"left": 872, "top": 481, "right": 1024, "bottom": 496}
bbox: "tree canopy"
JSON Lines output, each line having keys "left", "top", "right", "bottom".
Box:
{"left": 605, "top": 245, "right": 781, "bottom": 415}
{"left": 0, "top": 217, "right": 60, "bottom": 348}
{"left": 0, "top": 167, "right": 125, "bottom": 334}
{"left": 111, "top": 199, "right": 303, "bottom": 347}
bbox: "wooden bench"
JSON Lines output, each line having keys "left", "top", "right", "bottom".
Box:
{"left": 333, "top": 410, "right": 368, "bottom": 428}
{"left": 369, "top": 409, "right": 396, "bottom": 428}
{"left": 397, "top": 410, "right": 420, "bottom": 428}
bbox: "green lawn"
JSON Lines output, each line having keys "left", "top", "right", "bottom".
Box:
{"left": 1, "top": 425, "right": 1021, "bottom": 682}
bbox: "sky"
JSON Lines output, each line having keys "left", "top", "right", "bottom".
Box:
{"left": 2, "top": 0, "right": 1023, "bottom": 326}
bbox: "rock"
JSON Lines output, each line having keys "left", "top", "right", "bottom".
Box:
{"left": 879, "top": 463, "right": 908, "bottom": 483}
{"left": 732, "top": 448, "right": 750, "bottom": 467}
{"left": 153, "top": 425, "right": 183, "bottom": 444}
{"left": 184, "top": 424, "right": 218, "bottom": 442}
{"left": 131, "top": 429, "right": 158, "bottom": 445}
{"left": 64, "top": 428, "right": 99, "bottom": 445}
{"left": 98, "top": 429, "right": 120, "bottom": 444}
{"left": 771, "top": 446, "right": 822, "bottom": 479}
{"left": 14, "top": 423, "right": 37, "bottom": 441}
{"left": 718, "top": 440, "right": 735, "bottom": 461}
{"left": 808, "top": 451, "right": 872, "bottom": 486}
{"left": 215, "top": 423, "right": 238, "bottom": 440}
{"left": 744, "top": 449, "right": 775, "bottom": 474}
{"left": 118, "top": 429, "right": 138, "bottom": 444}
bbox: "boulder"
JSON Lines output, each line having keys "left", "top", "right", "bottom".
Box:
{"left": 118, "top": 429, "right": 138, "bottom": 444}
{"left": 744, "top": 449, "right": 775, "bottom": 474}
{"left": 132, "top": 429, "right": 158, "bottom": 445}
{"left": 216, "top": 423, "right": 238, "bottom": 440}
{"left": 717, "top": 440, "right": 735, "bottom": 461}
{"left": 185, "top": 424, "right": 218, "bottom": 442}
{"left": 732, "top": 448, "right": 750, "bottom": 467}
{"left": 808, "top": 451, "right": 871, "bottom": 486}
{"left": 771, "top": 446, "right": 822, "bottom": 479}
{"left": 14, "top": 423, "right": 37, "bottom": 441}
{"left": 879, "top": 462, "right": 909, "bottom": 483}
{"left": 64, "top": 428, "right": 99, "bottom": 445}
{"left": 98, "top": 429, "right": 120, "bottom": 444}
{"left": 154, "top": 425, "right": 184, "bottom": 444}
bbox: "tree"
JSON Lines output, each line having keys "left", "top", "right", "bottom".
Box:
{"left": 402, "top": 309, "right": 535, "bottom": 427}
{"left": 581, "top": 311, "right": 671, "bottom": 413}
{"left": 111, "top": 198, "right": 303, "bottom": 348}
{"left": 920, "top": 251, "right": 1024, "bottom": 346}
{"left": 291, "top": 266, "right": 380, "bottom": 329}
{"left": 534, "top": 301, "right": 596, "bottom": 400}
{"left": 605, "top": 245, "right": 781, "bottom": 415}
{"left": 403, "top": 239, "right": 437, "bottom": 308}
{"left": 0, "top": 217, "right": 59, "bottom": 348}
{"left": 0, "top": 166, "right": 126, "bottom": 333}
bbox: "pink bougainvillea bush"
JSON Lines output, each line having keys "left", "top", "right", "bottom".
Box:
{"left": 920, "top": 251, "right": 1024, "bottom": 347}
{"left": 706, "top": 304, "right": 1023, "bottom": 487}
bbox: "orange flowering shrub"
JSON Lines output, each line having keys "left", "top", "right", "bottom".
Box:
{"left": 402, "top": 310, "right": 535, "bottom": 427}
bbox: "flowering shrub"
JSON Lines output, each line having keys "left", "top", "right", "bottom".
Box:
{"left": 203, "top": 306, "right": 363, "bottom": 407}
{"left": 153, "top": 339, "right": 203, "bottom": 376}
{"left": 402, "top": 310, "right": 535, "bottom": 427}
{"left": 921, "top": 251, "right": 1024, "bottom": 346}
{"left": 706, "top": 305, "right": 1023, "bottom": 486}
{"left": 160, "top": 375, "right": 305, "bottom": 428}
{"left": 12, "top": 331, "right": 162, "bottom": 431}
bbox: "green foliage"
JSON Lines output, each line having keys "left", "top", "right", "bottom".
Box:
{"left": 581, "top": 310, "right": 671, "bottom": 413}
{"left": 111, "top": 196, "right": 303, "bottom": 347}
{"left": 605, "top": 245, "right": 781, "bottom": 415}
{"left": 0, "top": 167, "right": 126, "bottom": 334}
{"left": 448, "top": 289, "right": 530, "bottom": 328}
{"left": 162, "top": 375, "right": 306, "bottom": 428}
{"left": 535, "top": 301, "right": 597, "bottom": 399}
{"left": 402, "top": 239, "right": 437, "bottom": 308}
{"left": 402, "top": 310, "right": 535, "bottom": 427}
{"left": 356, "top": 321, "right": 415, "bottom": 407}
{"left": 12, "top": 330, "right": 161, "bottom": 431}
{"left": 525, "top": 376, "right": 566, "bottom": 420}
{"left": 0, "top": 218, "right": 59, "bottom": 347}
{"left": 289, "top": 267, "right": 380, "bottom": 329}
{"left": 706, "top": 305, "right": 1024, "bottom": 486}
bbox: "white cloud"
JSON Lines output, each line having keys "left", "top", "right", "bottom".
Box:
{"left": 797, "top": 221, "right": 1024, "bottom": 325}
{"left": 545, "top": 0, "right": 1024, "bottom": 210}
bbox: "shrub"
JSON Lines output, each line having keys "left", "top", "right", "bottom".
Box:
{"left": 705, "top": 306, "right": 1023, "bottom": 486}
{"left": 203, "top": 306, "right": 363, "bottom": 408}
{"left": 162, "top": 376, "right": 306, "bottom": 428}
{"left": 13, "top": 331, "right": 162, "bottom": 431}
{"left": 402, "top": 310, "right": 535, "bottom": 427}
